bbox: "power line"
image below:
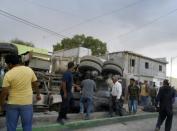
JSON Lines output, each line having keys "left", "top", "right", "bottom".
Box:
{"left": 22, "top": 0, "right": 145, "bottom": 34}
{"left": 6, "top": 0, "right": 145, "bottom": 37}
{"left": 24, "top": 0, "right": 80, "bottom": 18}
{"left": 0, "top": 9, "right": 67, "bottom": 39}
{"left": 116, "top": 8, "right": 177, "bottom": 39}
{"left": 58, "top": 0, "right": 145, "bottom": 33}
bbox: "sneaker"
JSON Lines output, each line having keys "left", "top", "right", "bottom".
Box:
{"left": 63, "top": 116, "right": 69, "bottom": 120}
{"left": 84, "top": 115, "right": 90, "bottom": 120}
{"left": 80, "top": 112, "right": 84, "bottom": 119}
{"left": 108, "top": 113, "right": 113, "bottom": 117}
{"left": 154, "top": 127, "right": 160, "bottom": 131}
{"left": 132, "top": 112, "right": 136, "bottom": 115}
{"left": 57, "top": 119, "right": 65, "bottom": 125}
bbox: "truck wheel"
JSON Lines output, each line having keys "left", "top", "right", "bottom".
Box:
{"left": 79, "top": 61, "right": 102, "bottom": 74}
{"left": 0, "top": 43, "right": 18, "bottom": 54}
{"left": 80, "top": 55, "right": 103, "bottom": 67}
{"left": 103, "top": 61, "right": 123, "bottom": 70}
{"left": 102, "top": 64, "right": 123, "bottom": 76}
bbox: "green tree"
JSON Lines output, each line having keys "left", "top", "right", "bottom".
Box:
{"left": 11, "top": 38, "right": 35, "bottom": 47}
{"left": 53, "top": 34, "right": 107, "bottom": 55}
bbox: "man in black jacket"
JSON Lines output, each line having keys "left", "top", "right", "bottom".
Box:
{"left": 155, "top": 79, "right": 175, "bottom": 131}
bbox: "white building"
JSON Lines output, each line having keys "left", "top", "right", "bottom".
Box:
{"left": 53, "top": 47, "right": 92, "bottom": 64}
{"left": 107, "top": 51, "right": 168, "bottom": 87}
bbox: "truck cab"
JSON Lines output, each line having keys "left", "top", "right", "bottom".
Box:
{"left": 0, "top": 43, "right": 18, "bottom": 115}
{"left": 0, "top": 43, "right": 18, "bottom": 89}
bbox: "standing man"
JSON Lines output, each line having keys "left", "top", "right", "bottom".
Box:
{"left": 109, "top": 75, "right": 122, "bottom": 116}
{"left": 106, "top": 74, "right": 114, "bottom": 98}
{"left": 150, "top": 82, "right": 157, "bottom": 106}
{"left": 0, "top": 54, "right": 41, "bottom": 131}
{"left": 80, "top": 73, "right": 96, "bottom": 120}
{"left": 155, "top": 79, "right": 175, "bottom": 131}
{"left": 57, "top": 62, "right": 75, "bottom": 124}
{"left": 128, "top": 78, "right": 139, "bottom": 114}
{"left": 140, "top": 80, "right": 149, "bottom": 106}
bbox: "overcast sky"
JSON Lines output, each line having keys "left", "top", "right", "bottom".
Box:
{"left": 1, "top": 0, "right": 177, "bottom": 77}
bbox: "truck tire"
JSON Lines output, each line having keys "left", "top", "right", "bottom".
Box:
{"left": 79, "top": 56, "right": 103, "bottom": 74}
{"left": 102, "top": 65, "right": 123, "bottom": 75}
{"left": 79, "top": 61, "right": 102, "bottom": 74}
{"left": 0, "top": 43, "right": 18, "bottom": 54}
{"left": 80, "top": 55, "right": 103, "bottom": 67}
{"left": 102, "top": 61, "right": 123, "bottom": 76}
{"left": 103, "top": 61, "right": 123, "bottom": 70}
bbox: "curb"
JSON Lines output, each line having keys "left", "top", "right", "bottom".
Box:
{"left": 17, "top": 112, "right": 158, "bottom": 131}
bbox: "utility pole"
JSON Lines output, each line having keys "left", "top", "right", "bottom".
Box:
{"left": 170, "top": 57, "right": 173, "bottom": 85}
{"left": 170, "top": 56, "right": 177, "bottom": 85}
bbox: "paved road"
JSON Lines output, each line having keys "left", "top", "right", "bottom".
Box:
{"left": 76, "top": 115, "right": 177, "bottom": 131}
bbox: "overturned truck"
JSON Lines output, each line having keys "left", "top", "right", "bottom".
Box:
{"left": 50, "top": 52, "right": 125, "bottom": 112}
{"left": 0, "top": 43, "right": 125, "bottom": 113}
{"left": 0, "top": 43, "right": 62, "bottom": 114}
{"left": 72, "top": 55, "right": 125, "bottom": 112}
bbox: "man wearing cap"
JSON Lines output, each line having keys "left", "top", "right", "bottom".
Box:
{"left": 109, "top": 75, "right": 123, "bottom": 116}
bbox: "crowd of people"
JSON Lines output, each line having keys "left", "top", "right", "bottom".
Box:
{"left": 57, "top": 61, "right": 176, "bottom": 131}
{"left": 0, "top": 56, "right": 176, "bottom": 131}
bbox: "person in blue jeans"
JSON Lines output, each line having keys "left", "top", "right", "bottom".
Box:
{"left": 5, "top": 105, "right": 33, "bottom": 131}
{"left": 140, "top": 80, "right": 149, "bottom": 106}
{"left": 80, "top": 96, "right": 93, "bottom": 119}
{"left": 80, "top": 72, "right": 96, "bottom": 120}
{"left": 0, "top": 54, "right": 41, "bottom": 131}
{"left": 128, "top": 78, "right": 140, "bottom": 114}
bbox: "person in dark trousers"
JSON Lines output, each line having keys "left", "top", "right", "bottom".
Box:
{"left": 57, "top": 62, "right": 75, "bottom": 125}
{"left": 150, "top": 82, "right": 157, "bottom": 106}
{"left": 128, "top": 78, "right": 140, "bottom": 114}
{"left": 80, "top": 73, "right": 96, "bottom": 120}
{"left": 154, "top": 79, "right": 175, "bottom": 131}
{"left": 109, "top": 75, "right": 123, "bottom": 117}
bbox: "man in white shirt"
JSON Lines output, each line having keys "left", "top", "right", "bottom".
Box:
{"left": 109, "top": 75, "right": 123, "bottom": 116}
